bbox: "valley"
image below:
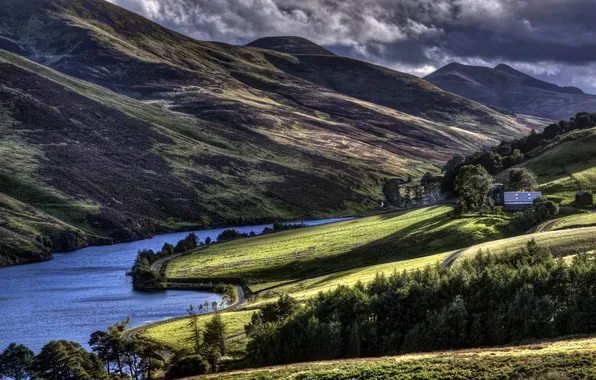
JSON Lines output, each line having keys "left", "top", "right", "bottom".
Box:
{"left": 0, "top": 0, "right": 534, "bottom": 266}
{"left": 2, "top": 0, "right": 596, "bottom": 379}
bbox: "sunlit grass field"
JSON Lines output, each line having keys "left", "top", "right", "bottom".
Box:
{"left": 139, "top": 310, "right": 255, "bottom": 351}
{"left": 193, "top": 336, "right": 596, "bottom": 379}
{"left": 167, "top": 206, "right": 510, "bottom": 282}
{"left": 249, "top": 251, "right": 452, "bottom": 305}
{"left": 458, "top": 226, "right": 596, "bottom": 261}
{"left": 541, "top": 212, "right": 596, "bottom": 231}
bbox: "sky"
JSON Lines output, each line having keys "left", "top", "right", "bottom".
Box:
{"left": 107, "top": 0, "right": 596, "bottom": 93}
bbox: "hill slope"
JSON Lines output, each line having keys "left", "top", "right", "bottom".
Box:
{"left": 425, "top": 62, "right": 596, "bottom": 120}
{"left": 0, "top": 0, "right": 531, "bottom": 266}
{"left": 192, "top": 336, "right": 596, "bottom": 379}
{"left": 247, "top": 36, "right": 336, "bottom": 56}
{"left": 510, "top": 127, "right": 596, "bottom": 204}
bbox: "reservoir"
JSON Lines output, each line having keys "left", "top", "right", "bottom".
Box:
{"left": 0, "top": 217, "right": 350, "bottom": 352}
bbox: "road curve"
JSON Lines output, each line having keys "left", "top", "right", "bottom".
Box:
{"left": 123, "top": 285, "right": 245, "bottom": 341}
{"left": 124, "top": 246, "right": 247, "bottom": 342}
{"left": 441, "top": 249, "right": 465, "bottom": 268}
{"left": 441, "top": 206, "right": 596, "bottom": 267}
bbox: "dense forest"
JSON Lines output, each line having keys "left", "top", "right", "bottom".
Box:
{"left": 244, "top": 240, "right": 596, "bottom": 366}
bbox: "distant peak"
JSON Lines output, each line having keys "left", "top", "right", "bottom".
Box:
{"left": 493, "top": 63, "right": 526, "bottom": 78}
{"left": 494, "top": 63, "right": 514, "bottom": 71}
{"left": 247, "top": 36, "right": 336, "bottom": 56}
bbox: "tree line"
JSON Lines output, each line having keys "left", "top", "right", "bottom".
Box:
{"left": 130, "top": 233, "right": 199, "bottom": 290}
{"left": 243, "top": 240, "right": 596, "bottom": 367}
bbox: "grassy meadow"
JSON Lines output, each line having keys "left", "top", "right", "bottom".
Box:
{"left": 192, "top": 336, "right": 596, "bottom": 379}
{"left": 457, "top": 226, "right": 596, "bottom": 261}
{"left": 540, "top": 211, "right": 596, "bottom": 231}
{"left": 248, "top": 251, "right": 452, "bottom": 305}
{"left": 167, "top": 206, "right": 510, "bottom": 282}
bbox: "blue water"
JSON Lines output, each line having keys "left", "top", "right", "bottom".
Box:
{"left": 0, "top": 217, "right": 351, "bottom": 352}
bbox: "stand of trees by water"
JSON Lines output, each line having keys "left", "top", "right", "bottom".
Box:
{"left": 130, "top": 233, "right": 200, "bottom": 290}
{"left": 0, "top": 312, "right": 229, "bottom": 380}
{"left": 243, "top": 240, "right": 596, "bottom": 367}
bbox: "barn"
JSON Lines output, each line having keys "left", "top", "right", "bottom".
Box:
{"left": 576, "top": 191, "right": 593, "bottom": 206}
{"left": 503, "top": 192, "right": 543, "bottom": 211}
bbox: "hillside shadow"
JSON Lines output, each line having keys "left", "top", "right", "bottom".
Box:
{"left": 246, "top": 208, "right": 453, "bottom": 282}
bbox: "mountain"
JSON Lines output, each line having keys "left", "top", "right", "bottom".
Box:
{"left": 247, "top": 36, "right": 336, "bottom": 56}
{"left": 0, "top": 0, "right": 532, "bottom": 266}
{"left": 425, "top": 62, "right": 596, "bottom": 120}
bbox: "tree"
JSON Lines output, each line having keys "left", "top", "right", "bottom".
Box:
{"left": 261, "top": 294, "right": 298, "bottom": 323}
{"left": 89, "top": 317, "right": 131, "bottom": 377}
{"left": 454, "top": 165, "right": 494, "bottom": 212}
{"left": 121, "top": 340, "right": 163, "bottom": 380}
{"left": 0, "top": 343, "right": 35, "bottom": 380}
{"left": 186, "top": 305, "right": 202, "bottom": 354}
{"left": 36, "top": 340, "right": 108, "bottom": 380}
{"left": 441, "top": 154, "right": 466, "bottom": 194}
{"left": 203, "top": 314, "right": 227, "bottom": 357}
{"left": 204, "top": 236, "right": 212, "bottom": 245}
{"left": 214, "top": 284, "right": 237, "bottom": 305}
{"left": 508, "top": 167, "right": 538, "bottom": 191}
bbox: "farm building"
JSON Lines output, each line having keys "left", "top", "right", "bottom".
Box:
{"left": 576, "top": 191, "right": 593, "bottom": 206}
{"left": 503, "top": 192, "right": 543, "bottom": 211}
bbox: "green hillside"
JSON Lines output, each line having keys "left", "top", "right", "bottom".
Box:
{"left": 520, "top": 127, "right": 596, "bottom": 204}
{"left": 0, "top": 0, "right": 533, "bottom": 266}
{"left": 167, "top": 206, "right": 509, "bottom": 282}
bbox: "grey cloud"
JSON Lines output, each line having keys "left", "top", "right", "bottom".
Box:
{"left": 107, "top": 0, "right": 596, "bottom": 93}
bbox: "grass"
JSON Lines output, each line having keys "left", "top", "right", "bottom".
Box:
{"left": 457, "top": 226, "right": 596, "bottom": 261}
{"left": 517, "top": 127, "right": 596, "bottom": 204}
{"left": 139, "top": 310, "right": 255, "bottom": 351}
{"left": 249, "top": 251, "right": 452, "bottom": 305}
{"left": 146, "top": 206, "right": 511, "bottom": 352}
{"left": 167, "top": 206, "right": 510, "bottom": 282}
{"left": 194, "top": 335, "right": 596, "bottom": 379}
{"left": 541, "top": 212, "right": 596, "bottom": 231}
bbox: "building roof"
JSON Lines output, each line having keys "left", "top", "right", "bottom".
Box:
{"left": 503, "top": 192, "right": 542, "bottom": 205}
{"left": 576, "top": 190, "right": 591, "bottom": 196}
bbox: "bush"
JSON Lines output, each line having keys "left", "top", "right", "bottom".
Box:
{"left": 166, "top": 354, "right": 210, "bottom": 379}
{"left": 510, "top": 197, "right": 559, "bottom": 232}
{"left": 217, "top": 229, "right": 248, "bottom": 242}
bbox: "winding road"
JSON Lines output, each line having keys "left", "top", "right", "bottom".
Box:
{"left": 441, "top": 206, "right": 596, "bottom": 267}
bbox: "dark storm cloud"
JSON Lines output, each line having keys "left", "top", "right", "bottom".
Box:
{"left": 107, "top": 0, "right": 596, "bottom": 92}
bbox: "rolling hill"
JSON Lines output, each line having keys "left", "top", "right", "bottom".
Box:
{"left": 509, "top": 126, "right": 596, "bottom": 204}
{"left": 0, "top": 0, "right": 532, "bottom": 266}
{"left": 425, "top": 62, "right": 596, "bottom": 120}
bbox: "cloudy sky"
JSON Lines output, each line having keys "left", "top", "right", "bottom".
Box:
{"left": 107, "top": 0, "right": 596, "bottom": 93}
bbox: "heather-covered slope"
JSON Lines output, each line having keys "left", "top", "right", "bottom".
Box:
{"left": 426, "top": 62, "right": 596, "bottom": 120}
{"left": 0, "top": 0, "right": 532, "bottom": 265}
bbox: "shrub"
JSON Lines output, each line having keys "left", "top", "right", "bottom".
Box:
{"left": 166, "top": 354, "right": 210, "bottom": 379}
